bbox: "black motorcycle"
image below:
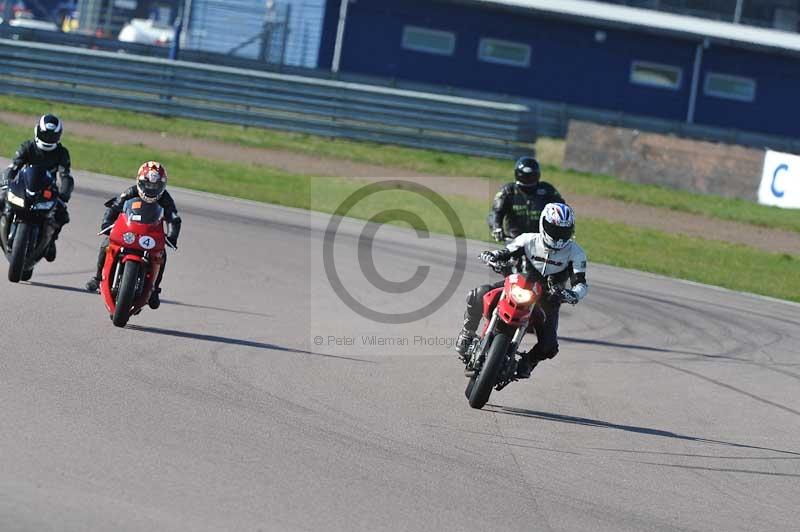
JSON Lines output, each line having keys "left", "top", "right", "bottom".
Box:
{"left": 0, "top": 165, "right": 60, "bottom": 282}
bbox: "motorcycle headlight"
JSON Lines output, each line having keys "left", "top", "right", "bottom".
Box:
{"left": 31, "top": 200, "right": 55, "bottom": 211}
{"left": 509, "top": 285, "right": 535, "bottom": 304}
{"left": 122, "top": 232, "right": 136, "bottom": 245}
{"left": 7, "top": 191, "right": 25, "bottom": 207}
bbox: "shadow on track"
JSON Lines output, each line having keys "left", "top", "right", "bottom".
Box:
{"left": 27, "top": 283, "right": 273, "bottom": 319}
{"left": 560, "top": 336, "right": 713, "bottom": 358}
{"left": 127, "top": 324, "right": 375, "bottom": 364}
{"left": 28, "top": 281, "right": 94, "bottom": 295}
{"left": 33, "top": 269, "right": 96, "bottom": 278}
{"left": 160, "top": 299, "right": 273, "bottom": 319}
{"left": 488, "top": 406, "right": 800, "bottom": 457}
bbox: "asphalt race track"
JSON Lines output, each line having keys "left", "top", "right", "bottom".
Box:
{"left": 1, "top": 168, "right": 798, "bottom": 532}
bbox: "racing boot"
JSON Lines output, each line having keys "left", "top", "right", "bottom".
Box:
{"left": 148, "top": 287, "right": 161, "bottom": 309}
{"left": 85, "top": 275, "right": 100, "bottom": 293}
{"left": 455, "top": 327, "right": 476, "bottom": 364}
{"left": 44, "top": 225, "right": 61, "bottom": 263}
{"left": 44, "top": 241, "right": 56, "bottom": 262}
{"left": 86, "top": 244, "right": 107, "bottom": 293}
{"left": 515, "top": 353, "right": 539, "bottom": 379}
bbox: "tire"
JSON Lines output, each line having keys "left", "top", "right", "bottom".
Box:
{"left": 21, "top": 269, "right": 33, "bottom": 282}
{"left": 468, "top": 333, "right": 510, "bottom": 410}
{"left": 465, "top": 377, "right": 476, "bottom": 399}
{"left": 8, "top": 222, "right": 30, "bottom": 283}
{"left": 112, "top": 261, "right": 140, "bottom": 327}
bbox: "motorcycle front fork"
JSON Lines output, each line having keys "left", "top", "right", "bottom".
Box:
{"left": 467, "top": 309, "right": 529, "bottom": 377}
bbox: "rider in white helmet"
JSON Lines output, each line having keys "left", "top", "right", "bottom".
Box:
{"left": 455, "top": 203, "right": 589, "bottom": 379}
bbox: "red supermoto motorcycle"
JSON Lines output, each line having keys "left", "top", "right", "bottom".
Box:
{"left": 463, "top": 255, "right": 552, "bottom": 409}
{"left": 99, "top": 198, "right": 171, "bottom": 327}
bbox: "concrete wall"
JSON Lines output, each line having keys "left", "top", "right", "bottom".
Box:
{"left": 563, "top": 121, "right": 764, "bottom": 201}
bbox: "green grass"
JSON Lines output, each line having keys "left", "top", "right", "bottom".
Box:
{"left": 2, "top": 93, "right": 799, "bottom": 234}
{"left": 309, "top": 181, "right": 800, "bottom": 303}
{"left": 2, "top": 119, "right": 794, "bottom": 303}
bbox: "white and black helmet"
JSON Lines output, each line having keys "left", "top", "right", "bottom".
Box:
{"left": 539, "top": 203, "right": 575, "bottom": 250}
{"left": 34, "top": 114, "right": 63, "bottom": 152}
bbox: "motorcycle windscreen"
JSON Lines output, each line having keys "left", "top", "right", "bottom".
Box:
{"left": 19, "top": 165, "right": 55, "bottom": 193}
{"left": 123, "top": 198, "right": 164, "bottom": 225}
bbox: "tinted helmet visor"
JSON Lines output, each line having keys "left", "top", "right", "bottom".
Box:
{"left": 543, "top": 219, "right": 574, "bottom": 242}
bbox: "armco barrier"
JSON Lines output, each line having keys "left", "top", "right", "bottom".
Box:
{"left": 1, "top": 37, "right": 797, "bottom": 158}
{"left": 0, "top": 39, "right": 533, "bottom": 159}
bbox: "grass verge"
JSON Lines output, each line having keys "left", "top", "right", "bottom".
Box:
{"left": 2, "top": 94, "right": 799, "bottom": 234}
{"left": 1, "top": 120, "right": 795, "bottom": 303}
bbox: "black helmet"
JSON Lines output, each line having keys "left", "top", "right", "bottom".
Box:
{"left": 35, "top": 114, "right": 63, "bottom": 152}
{"left": 514, "top": 156, "right": 541, "bottom": 188}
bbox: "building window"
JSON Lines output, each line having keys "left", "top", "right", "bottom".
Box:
{"left": 704, "top": 73, "right": 757, "bottom": 102}
{"left": 630, "top": 61, "right": 682, "bottom": 90}
{"left": 401, "top": 26, "right": 456, "bottom": 56}
{"left": 478, "top": 38, "right": 531, "bottom": 67}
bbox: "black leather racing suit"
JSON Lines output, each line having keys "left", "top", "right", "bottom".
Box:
{"left": 91, "top": 186, "right": 182, "bottom": 291}
{"left": 487, "top": 182, "right": 564, "bottom": 238}
{"left": 2, "top": 140, "right": 74, "bottom": 230}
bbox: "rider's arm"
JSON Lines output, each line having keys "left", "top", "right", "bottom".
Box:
{"left": 568, "top": 246, "right": 589, "bottom": 301}
{"left": 487, "top": 185, "right": 512, "bottom": 233}
{"left": 159, "top": 191, "right": 181, "bottom": 244}
{"left": 505, "top": 233, "right": 534, "bottom": 259}
{"left": 4, "top": 142, "right": 31, "bottom": 182}
{"left": 57, "top": 147, "right": 74, "bottom": 202}
{"left": 100, "top": 187, "right": 137, "bottom": 229}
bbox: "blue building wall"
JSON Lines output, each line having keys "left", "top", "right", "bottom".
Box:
{"left": 319, "top": 0, "right": 800, "bottom": 138}
{"left": 695, "top": 46, "right": 800, "bottom": 137}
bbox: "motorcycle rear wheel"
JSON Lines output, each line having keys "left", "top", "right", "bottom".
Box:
{"left": 112, "top": 261, "right": 140, "bottom": 328}
{"left": 468, "top": 333, "right": 510, "bottom": 409}
{"left": 8, "top": 222, "right": 30, "bottom": 283}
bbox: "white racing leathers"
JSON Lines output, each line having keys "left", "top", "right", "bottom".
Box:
{"left": 506, "top": 232, "right": 588, "bottom": 300}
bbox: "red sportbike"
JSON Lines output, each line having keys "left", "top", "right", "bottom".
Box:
{"left": 463, "top": 256, "right": 551, "bottom": 409}
{"left": 99, "top": 198, "right": 172, "bottom": 327}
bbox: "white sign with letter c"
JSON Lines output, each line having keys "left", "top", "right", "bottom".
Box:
{"left": 759, "top": 150, "right": 800, "bottom": 209}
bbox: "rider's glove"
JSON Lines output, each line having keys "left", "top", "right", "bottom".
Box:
{"left": 491, "top": 227, "right": 504, "bottom": 242}
{"left": 559, "top": 289, "right": 579, "bottom": 305}
{"left": 480, "top": 249, "right": 510, "bottom": 264}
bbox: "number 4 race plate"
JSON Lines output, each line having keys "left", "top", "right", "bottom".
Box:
{"left": 139, "top": 236, "right": 156, "bottom": 250}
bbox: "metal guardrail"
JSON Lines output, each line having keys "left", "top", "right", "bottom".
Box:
{"left": 0, "top": 39, "right": 534, "bottom": 159}
{"left": 1, "top": 36, "right": 797, "bottom": 157}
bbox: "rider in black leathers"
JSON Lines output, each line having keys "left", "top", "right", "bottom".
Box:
{"left": 487, "top": 156, "right": 564, "bottom": 242}
{"left": 1, "top": 115, "right": 73, "bottom": 261}
{"left": 85, "top": 161, "right": 181, "bottom": 309}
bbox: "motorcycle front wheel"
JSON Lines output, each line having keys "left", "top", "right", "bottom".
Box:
{"left": 112, "top": 261, "right": 141, "bottom": 327}
{"left": 8, "top": 222, "right": 30, "bottom": 283}
{"left": 468, "top": 333, "right": 510, "bottom": 409}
